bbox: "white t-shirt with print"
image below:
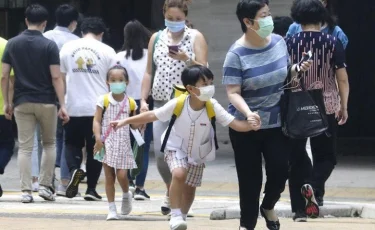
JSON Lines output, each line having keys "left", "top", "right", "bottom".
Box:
{"left": 115, "top": 50, "right": 147, "bottom": 100}
{"left": 154, "top": 97, "right": 234, "bottom": 164}
{"left": 60, "top": 38, "right": 117, "bottom": 117}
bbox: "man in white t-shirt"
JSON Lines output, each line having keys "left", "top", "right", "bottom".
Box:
{"left": 44, "top": 4, "right": 80, "bottom": 197}
{"left": 60, "top": 17, "right": 116, "bottom": 200}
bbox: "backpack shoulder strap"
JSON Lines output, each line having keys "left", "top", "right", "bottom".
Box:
{"left": 205, "top": 100, "right": 215, "bottom": 120}
{"left": 206, "top": 100, "right": 219, "bottom": 150}
{"left": 103, "top": 94, "right": 110, "bottom": 109}
{"left": 151, "top": 31, "right": 162, "bottom": 86}
{"left": 161, "top": 95, "right": 188, "bottom": 153}
{"left": 173, "top": 94, "right": 188, "bottom": 117}
{"left": 128, "top": 97, "right": 136, "bottom": 115}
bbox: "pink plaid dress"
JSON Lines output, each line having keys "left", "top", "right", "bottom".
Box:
{"left": 101, "top": 96, "right": 137, "bottom": 170}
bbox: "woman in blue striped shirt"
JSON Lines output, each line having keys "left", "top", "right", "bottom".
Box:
{"left": 222, "top": 1, "right": 312, "bottom": 229}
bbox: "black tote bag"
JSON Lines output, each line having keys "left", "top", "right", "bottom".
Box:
{"left": 280, "top": 69, "right": 329, "bottom": 139}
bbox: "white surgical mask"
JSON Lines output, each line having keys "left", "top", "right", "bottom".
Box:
{"left": 194, "top": 85, "right": 215, "bottom": 102}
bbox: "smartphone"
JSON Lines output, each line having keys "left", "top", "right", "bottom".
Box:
{"left": 168, "top": 45, "right": 179, "bottom": 53}
{"left": 299, "top": 50, "right": 312, "bottom": 64}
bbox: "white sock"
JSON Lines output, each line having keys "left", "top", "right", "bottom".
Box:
{"left": 171, "top": 208, "right": 182, "bottom": 217}
{"left": 182, "top": 213, "right": 187, "bottom": 220}
{"left": 108, "top": 202, "right": 116, "bottom": 209}
{"left": 123, "top": 191, "right": 130, "bottom": 198}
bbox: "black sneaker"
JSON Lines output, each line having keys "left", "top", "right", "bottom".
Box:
{"left": 301, "top": 184, "right": 319, "bottom": 218}
{"left": 84, "top": 189, "right": 102, "bottom": 201}
{"left": 0, "top": 184, "right": 3, "bottom": 197}
{"left": 134, "top": 188, "right": 150, "bottom": 200}
{"left": 293, "top": 210, "right": 307, "bottom": 222}
{"left": 66, "top": 169, "right": 86, "bottom": 198}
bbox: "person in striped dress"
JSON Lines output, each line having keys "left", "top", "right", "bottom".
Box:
{"left": 93, "top": 66, "right": 139, "bottom": 220}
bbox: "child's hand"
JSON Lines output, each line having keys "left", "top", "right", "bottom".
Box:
{"left": 110, "top": 119, "right": 127, "bottom": 131}
{"left": 247, "top": 112, "right": 261, "bottom": 131}
{"left": 93, "top": 139, "right": 103, "bottom": 154}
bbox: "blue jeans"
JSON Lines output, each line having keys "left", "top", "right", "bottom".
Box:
{"left": 56, "top": 118, "right": 70, "bottom": 180}
{"left": 0, "top": 116, "right": 15, "bottom": 175}
{"left": 128, "top": 100, "right": 152, "bottom": 187}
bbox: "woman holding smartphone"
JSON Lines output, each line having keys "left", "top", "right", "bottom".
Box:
{"left": 287, "top": 0, "right": 349, "bottom": 222}
{"left": 139, "top": 0, "right": 208, "bottom": 216}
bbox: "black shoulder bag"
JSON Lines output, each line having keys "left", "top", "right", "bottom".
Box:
{"left": 280, "top": 67, "right": 329, "bottom": 139}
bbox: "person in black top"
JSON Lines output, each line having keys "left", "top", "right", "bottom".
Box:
{"left": 1, "top": 4, "right": 69, "bottom": 203}
{"left": 287, "top": 0, "right": 349, "bottom": 222}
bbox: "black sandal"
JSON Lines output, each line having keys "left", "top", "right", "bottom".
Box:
{"left": 260, "top": 207, "right": 280, "bottom": 230}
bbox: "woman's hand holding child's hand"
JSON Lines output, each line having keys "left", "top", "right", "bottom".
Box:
{"left": 247, "top": 112, "right": 261, "bottom": 131}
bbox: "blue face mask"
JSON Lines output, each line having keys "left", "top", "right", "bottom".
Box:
{"left": 110, "top": 82, "right": 126, "bottom": 94}
{"left": 165, "top": 19, "right": 185, "bottom": 33}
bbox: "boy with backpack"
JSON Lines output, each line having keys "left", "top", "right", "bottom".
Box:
{"left": 111, "top": 65, "right": 260, "bottom": 230}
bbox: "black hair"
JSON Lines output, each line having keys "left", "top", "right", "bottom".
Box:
{"left": 181, "top": 65, "right": 214, "bottom": 88}
{"left": 291, "top": 0, "right": 326, "bottom": 26}
{"left": 25, "top": 4, "right": 49, "bottom": 25}
{"left": 122, "top": 20, "right": 151, "bottom": 61}
{"left": 236, "top": 0, "right": 269, "bottom": 33}
{"left": 73, "top": 13, "right": 84, "bottom": 37}
{"left": 55, "top": 4, "right": 79, "bottom": 27}
{"left": 107, "top": 65, "right": 129, "bottom": 81}
{"left": 81, "top": 17, "right": 107, "bottom": 35}
{"left": 323, "top": 0, "right": 338, "bottom": 33}
{"left": 273, "top": 16, "right": 293, "bottom": 37}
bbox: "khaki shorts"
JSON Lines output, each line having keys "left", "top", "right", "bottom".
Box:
{"left": 165, "top": 150, "right": 205, "bottom": 187}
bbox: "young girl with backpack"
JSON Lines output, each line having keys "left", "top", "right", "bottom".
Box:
{"left": 93, "top": 65, "right": 139, "bottom": 220}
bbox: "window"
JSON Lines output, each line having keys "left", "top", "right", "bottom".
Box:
{"left": 0, "top": 0, "right": 28, "bottom": 8}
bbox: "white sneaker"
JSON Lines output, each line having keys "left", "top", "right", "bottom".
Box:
{"left": 106, "top": 205, "right": 119, "bottom": 221}
{"left": 121, "top": 191, "right": 133, "bottom": 215}
{"left": 38, "top": 186, "right": 55, "bottom": 201}
{"left": 169, "top": 216, "right": 187, "bottom": 230}
{"left": 56, "top": 184, "right": 67, "bottom": 196}
{"left": 21, "top": 192, "right": 34, "bottom": 203}
{"left": 187, "top": 209, "right": 194, "bottom": 217}
{"left": 32, "top": 182, "right": 39, "bottom": 192}
{"left": 161, "top": 193, "right": 171, "bottom": 215}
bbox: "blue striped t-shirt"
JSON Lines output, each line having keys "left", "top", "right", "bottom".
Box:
{"left": 222, "top": 34, "right": 289, "bottom": 129}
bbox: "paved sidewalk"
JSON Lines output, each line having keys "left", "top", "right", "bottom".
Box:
{"left": 0, "top": 217, "right": 374, "bottom": 230}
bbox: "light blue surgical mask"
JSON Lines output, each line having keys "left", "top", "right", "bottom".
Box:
{"left": 165, "top": 19, "right": 185, "bottom": 33}
{"left": 251, "top": 16, "right": 274, "bottom": 38}
{"left": 110, "top": 82, "right": 126, "bottom": 94}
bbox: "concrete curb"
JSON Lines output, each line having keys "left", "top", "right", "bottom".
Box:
{"left": 210, "top": 204, "right": 375, "bottom": 220}
{"left": 359, "top": 205, "right": 375, "bottom": 219}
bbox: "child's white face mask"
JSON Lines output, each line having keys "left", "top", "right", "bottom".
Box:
{"left": 194, "top": 85, "right": 215, "bottom": 102}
